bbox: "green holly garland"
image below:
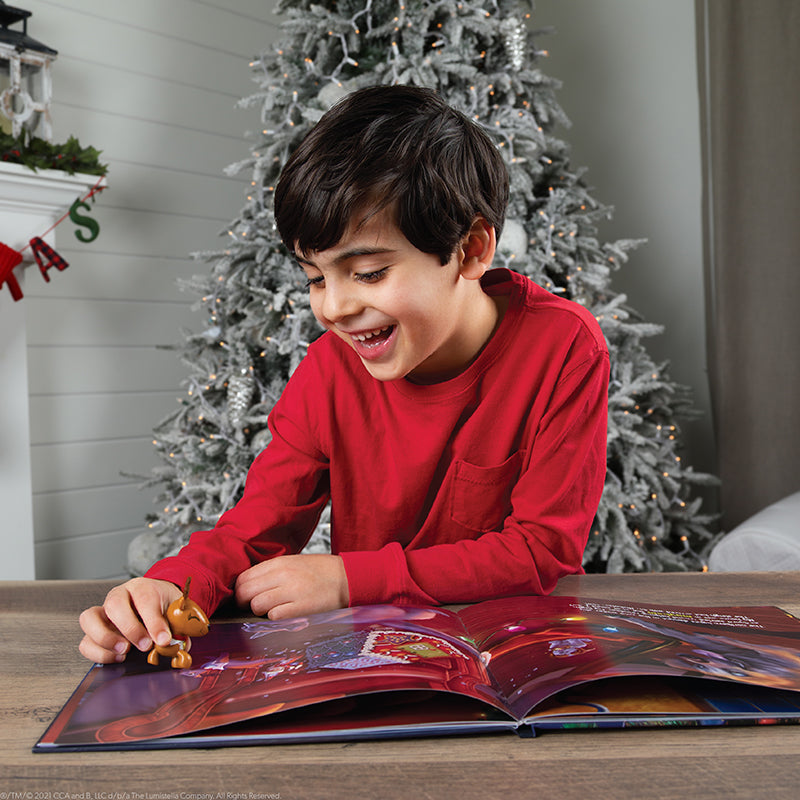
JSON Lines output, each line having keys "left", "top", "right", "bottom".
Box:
{"left": 0, "top": 131, "right": 107, "bottom": 176}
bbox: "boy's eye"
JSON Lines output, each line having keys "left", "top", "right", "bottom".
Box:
{"left": 304, "top": 266, "right": 388, "bottom": 289}
{"left": 355, "top": 267, "right": 389, "bottom": 283}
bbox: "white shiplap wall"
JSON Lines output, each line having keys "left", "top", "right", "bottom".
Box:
{"left": 20, "top": 0, "right": 282, "bottom": 578}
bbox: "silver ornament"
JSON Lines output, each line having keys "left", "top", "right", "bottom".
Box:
{"left": 227, "top": 368, "right": 254, "bottom": 429}
{"left": 501, "top": 18, "right": 527, "bottom": 72}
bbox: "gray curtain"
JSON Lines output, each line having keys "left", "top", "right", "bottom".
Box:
{"left": 696, "top": 0, "right": 800, "bottom": 530}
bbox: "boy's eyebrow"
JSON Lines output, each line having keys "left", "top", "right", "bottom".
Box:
{"left": 293, "top": 247, "right": 397, "bottom": 268}
{"left": 292, "top": 253, "right": 314, "bottom": 268}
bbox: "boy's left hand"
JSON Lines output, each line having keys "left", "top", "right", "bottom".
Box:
{"left": 234, "top": 553, "right": 349, "bottom": 620}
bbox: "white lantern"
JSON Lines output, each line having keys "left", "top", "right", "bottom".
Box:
{"left": 0, "top": 2, "right": 57, "bottom": 140}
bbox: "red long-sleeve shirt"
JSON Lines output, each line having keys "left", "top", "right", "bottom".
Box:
{"left": 147, "top": 269, "right": 609, "bottom": 615}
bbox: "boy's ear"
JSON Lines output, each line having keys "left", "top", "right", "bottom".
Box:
{"left": 458, "top": 216, "right": 496, "bottom": 280}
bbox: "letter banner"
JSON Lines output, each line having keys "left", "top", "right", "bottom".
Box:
{"left": 29, "top": 236, "right": 69, "bottom": 283}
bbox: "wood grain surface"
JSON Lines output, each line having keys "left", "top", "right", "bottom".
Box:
{"left": 3, "top": 573, "right": 800, "bottom": 799}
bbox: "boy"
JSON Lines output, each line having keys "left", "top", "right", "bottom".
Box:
{"left": 79, "top": 86, "right": 609, "bottom": 664}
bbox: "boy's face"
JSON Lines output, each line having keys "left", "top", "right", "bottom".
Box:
{"left": 295, "top": 209, "right": 495, "bottom": 384}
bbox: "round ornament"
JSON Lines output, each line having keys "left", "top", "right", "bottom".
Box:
{"left": 498, "top": 218, "right": 528, "bottom": 258}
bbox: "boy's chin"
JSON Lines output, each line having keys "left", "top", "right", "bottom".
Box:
{"left": 361, "top": 360, "right": 451, "bottom": 385}
{"left": 358, "top": 359, "right": 406, "bottom": 382}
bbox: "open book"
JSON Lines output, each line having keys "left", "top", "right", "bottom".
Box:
{"left": 35, "top": 595, "right": 800, "bottom": 751}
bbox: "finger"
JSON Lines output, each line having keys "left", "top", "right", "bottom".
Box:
{"left": 79, "top": 606, "right": 130, "bottom": 654}
{"left": 267, "top": 599, "right": 299, "bottom": 621}
{"left": 104, "top": 582, "right": 174, "bottom": 651}
{"left": 267, "top": 592, "right": 326, "bottom": 621}
{"left": 78, "top": 632, "right": 127, "bottom": 665}
{"left": 234, "top": 563, "right": 278, "bottom": 609}
{"left": 132, "top": 590, "right": 175, "bottom": 649}
{"left": 233, "top": 573, "right": 255, "bottom": 608}
{"left": 101, "top": 586, "right": 155, "bottom": 651}
{"left": 248, "top": 587, "right": 286, "bottom": 618}
{"left": 79, "top": 605, "right": 132, "bottom": 659}
{"left": 234, "top": 583, "right": 255, "bottom": 609}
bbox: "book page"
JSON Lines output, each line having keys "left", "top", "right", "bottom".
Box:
{"left": 40, "top": 604, "right": 505, "bottom": 748}
{"left": 458, "top": 596, "right": 800, "bottom": 721}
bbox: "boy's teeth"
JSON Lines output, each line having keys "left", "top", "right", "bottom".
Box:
{"left": 354, "top": 326, "right": 390, "bottom": 341}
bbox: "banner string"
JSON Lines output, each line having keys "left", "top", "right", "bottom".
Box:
{"left": 19, "top": 173, "right": 107, "bottom": 254}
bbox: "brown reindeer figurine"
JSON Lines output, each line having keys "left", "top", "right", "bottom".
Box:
{"left": 146, "top": 577, "right": 210, "bottom": 669}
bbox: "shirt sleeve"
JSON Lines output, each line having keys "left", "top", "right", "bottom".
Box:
{"left": 340, "top": 346, "right": 610, "bottom": 605}
{"left": 145, "top": 357, "right": 331, "bottom": 616}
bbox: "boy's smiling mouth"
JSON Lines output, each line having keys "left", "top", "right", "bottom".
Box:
{"left": 346, "top": 324, "right": 397, "bottom": 361}
{"left": 352, "top": 325, "right": 394, "bottom": 343}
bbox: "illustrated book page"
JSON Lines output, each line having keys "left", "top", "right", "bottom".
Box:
{"left": 35, "top": 596, "right": 800, "bottom": 750}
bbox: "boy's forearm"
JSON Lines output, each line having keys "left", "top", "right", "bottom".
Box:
{"left": 144, "top": 519, "right": 306, "bottom": 616}
{"left": 341, "top": 517, "right": 588, "bottom": 607}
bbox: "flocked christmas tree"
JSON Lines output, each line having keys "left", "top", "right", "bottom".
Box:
{"left": 128, "top": 0, "right": 717, "bottom": 578}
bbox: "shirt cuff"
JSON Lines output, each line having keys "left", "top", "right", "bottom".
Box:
{"left": 340, "top": 542, "right": 438, "bottom": 607}
{"left": 145, "top": 558, "right": 225, "bottom": 617}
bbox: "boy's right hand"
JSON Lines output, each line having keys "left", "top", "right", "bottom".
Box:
{"left": 78, "top": 577, "right": 183, "bottom": 664}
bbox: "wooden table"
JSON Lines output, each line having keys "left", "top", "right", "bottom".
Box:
{"left": 3, "top": 573, "right": 800, "bottom": 799}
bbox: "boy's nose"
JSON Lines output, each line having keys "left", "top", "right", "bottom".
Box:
{"left": 321, "top": 280, "right": 362, "bottom": 322}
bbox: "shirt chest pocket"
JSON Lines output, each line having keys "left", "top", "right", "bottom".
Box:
{"left": 449, "top": 450, "right": 526, "bottom": 533}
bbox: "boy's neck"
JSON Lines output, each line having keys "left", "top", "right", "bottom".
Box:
{"left": 405, "top": 289, "right": 508, "bottom": 386}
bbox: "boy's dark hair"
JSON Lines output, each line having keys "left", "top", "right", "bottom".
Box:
{"left": 274, "top": 85, "right": 509, "bottom": 264}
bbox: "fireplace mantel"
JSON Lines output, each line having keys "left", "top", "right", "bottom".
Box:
{"left": 0, "top": 162, "right": 104, "bottom": 579}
